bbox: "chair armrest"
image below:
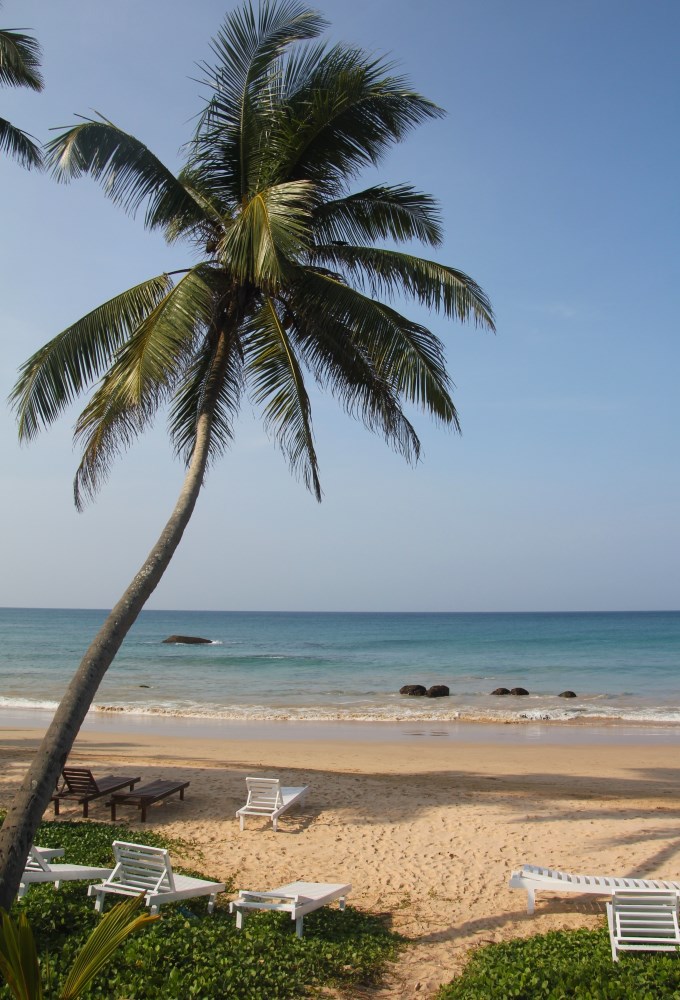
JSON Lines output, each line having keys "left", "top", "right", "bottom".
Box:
{"left": 236, "top": 891, "right": 300, "bottom": 903}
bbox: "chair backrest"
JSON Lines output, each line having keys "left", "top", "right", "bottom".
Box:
{"left": 61, "top": 767, "right": 98, "bottom": 795}
{"left": 245, "top": 778, "right": 283, "bottom": 812}
{"left": 109, "top": 841, "right": 175, "bottom": 895}
{"left": 24, "top": 846, "right": 52, "bottom": 873}
{"left": 611, "top": 890, "right": 680, "bottom": 950}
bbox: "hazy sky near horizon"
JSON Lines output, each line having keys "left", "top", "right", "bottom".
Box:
{"left": 1, "top": 0, "right": 678, "bottom": 613}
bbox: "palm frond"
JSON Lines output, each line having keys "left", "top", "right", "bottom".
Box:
{"left": 218, "top": 179, "right": 316, "bottom": 286}
{"left": 72, "top": 266, "right": 217, "bottom": 507}
{"left": 10, "top": 275, "right": 174, "bottom": 441}
{"left": 169, "top": 330, "right": 244, "bottom": 466}
{"left": 60, "top": 896, "right": 157, "bottom": 1000}
{"left": 280, "top": 290, "right": 423, "bottom": 462}
{"left": 243, "top": 296, "right": 320, "bottom": 498}
{"left": 0, "top": 116, "right": 42, "bottom": 168}
{"left": 269, "top": 45, "right": 443, "bottom": 187}
{"left": 312, "top": 245, "right": 495, "bottom": 328}
{"left": 0, "top": 27, "right": 43, "bottom": 90}
{"left": 0, "top": 908, "right": 42, "bottom": 1000}
{"left": 312, "top": 184, "right": 442, "bottom": 247}
{"left": 45, "top": 118, "right": 201, "bottom": 230}
{"left": 194, "top": 0, "right": 327, "bottom": 197}
{"left": 289, "top": 268, "right": 459, "bottom": 424}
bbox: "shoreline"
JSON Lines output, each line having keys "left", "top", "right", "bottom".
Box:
{"left": 2, "top": 707, "right": 680, "bottom": 747}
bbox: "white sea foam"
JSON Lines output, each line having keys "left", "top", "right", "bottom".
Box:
{"left": 86, "top": 701, "right": 680, "bottom": 725}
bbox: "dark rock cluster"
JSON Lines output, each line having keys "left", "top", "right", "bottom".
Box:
{"left": 399, "top": 684, "right": 450, "bottom": 698}
{"left": 491, "top": 687, "right": 578, "bottom": 697}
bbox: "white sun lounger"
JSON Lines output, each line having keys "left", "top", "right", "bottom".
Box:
{"left": 236, "top": 777, "right": 309, "bottom": 831}
{"left": 18, "top": 845, "right": 113, "bottom": 898}
{"left": 510, "top": 864, "right": 680, "bottom": 915}
{"left": 230, "top": 880, "right": 351, "bottom": 937}
{"left": 607, "top": 890, "right": 680, "bottom": 961}
{"left": 87, "top": 841, "right": 225, "bottom": 915}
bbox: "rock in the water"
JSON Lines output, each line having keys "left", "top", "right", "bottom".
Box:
{"left": 491, "top": 687, "right": 511, "bottom": 695}
{"left": 559, "top": 690, "right": 577, "bottom": 698}
{"left": 162, "top": 635, "right": 213, "bottom": 645}
{"left": 510, "top": 687, "right": 529, "bottom": 696}
{"left": 426, "top": 685, "right": 450, "bottom": 698}
{"left": 400, "top": 684, "right": 427, "bottom": 696}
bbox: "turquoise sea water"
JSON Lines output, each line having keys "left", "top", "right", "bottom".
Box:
{"left": 0, "top": 608, "right": 679, "bottom": 726}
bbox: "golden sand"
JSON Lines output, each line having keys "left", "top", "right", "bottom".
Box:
{"left": 2, "top": 724, "right": 680, "bottom": 997}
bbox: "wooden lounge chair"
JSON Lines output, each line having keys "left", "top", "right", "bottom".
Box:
{"left": 607, "top": 890, "right": 680, "bottom": 961}
{"left": 52, "top": 766, "right": 141, "bottom": 817}
{"left": 510, "top": 864, "right": 680, "bottom": 915}
{"left": 236, "top": 777, "right": 309, "bottom": 831}
{"left": 18, "top": 845, "right": 113, "bottom": 899}
{"left": 88, "top": 840, "right": 225, "bottom": 915}
{"left": 230, "top": 880, "right": 351, "bottom": 937}
{"left": 107, "top": 779, "right": 190, "bottom": 822}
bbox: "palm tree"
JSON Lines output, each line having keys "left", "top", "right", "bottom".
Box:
{"left": 0, "top": 0, "right": 494, "bottom": 907}
{"left": 0, "top": 6, "right": 43, "bottom": 169}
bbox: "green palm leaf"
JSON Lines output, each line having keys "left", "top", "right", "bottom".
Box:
{"left": 169, "top": 332, "right": 244, "bottom": 466}
{"left": 286, "top": 296, "right": 423, "bottom": 463}
{"left": 195, "top": 0, "right": 326, "bottom": 197}
{"left": 218, "top": 179, "right": 317, "bottom": 285}
{"left": 271, "top": 45, "right": 443, "bottom": 187}
{"left": 244, "top": 297, "right": 320, "bottom": 497}
{"left": 72, "top": 266, "right": 217, "bottom": 507}
{"left": 288, "top": 268, "right": 458, "bottom": 423}
{"left": 0, "top": 909, "right": 42, "bottom": 1000}
{"left": 60, "top": 896, "right": 157, "bottom": 999}
{"left": 45, "top": 118, "right": 201, "bottom": 230}
{"left": 10, "top": 275, "right": 174, "bottom": 441}
{"left": 0, "top": 27, "right": 43, "bottom": 90}
{"left": 313, "top": 245, "right": 495, "bottom": 327}
{"left": 0, "top": 117, "right": 42, "bottom": 168}
{"left": 312, "top": 184, "right": 442, "bottom": 247}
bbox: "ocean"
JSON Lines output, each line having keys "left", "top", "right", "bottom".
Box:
{"left": 0, "top": 608, "right": 679, "bottom": 727}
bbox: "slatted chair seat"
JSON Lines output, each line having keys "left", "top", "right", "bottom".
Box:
{"left": 52, "top": 766, "right": 141, "bottom": 817}
{"left": 607, "top": 890, "right": 680, "bottom": 961}
{"left": 236, "top": 777, "right": 309, "bottom": 831}
{"left": 19, "top": 845, "right": 113, "bottom": 899}
{"left": 230, "top": 881, "right": 351, "bottom": 937}
{"left": 88, "top": 841, "right": 225, "bottom": 915}
{"left": 509, "top": 864, "right": 680, "bottom": 915}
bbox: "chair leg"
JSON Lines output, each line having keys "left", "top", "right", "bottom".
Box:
{"left": 295, "top": 916, "right": 304, "bottom": 938}
{"left": 527, "top": 888, "right": 535, "bottom": 915}
{"left": 83, "top": 801, "right": 89, "bottom": 819}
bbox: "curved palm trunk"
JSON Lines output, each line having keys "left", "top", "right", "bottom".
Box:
{"left": 0, "top": 410, "right": 213, "bottom": 911}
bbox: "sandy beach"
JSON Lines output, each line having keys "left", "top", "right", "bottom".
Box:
{"left": 2, "top": 720, "right": 680, "bottom": 997}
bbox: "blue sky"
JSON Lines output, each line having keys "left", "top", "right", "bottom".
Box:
{"left": 1, "top": 0, "right": 678, "bottom": 612}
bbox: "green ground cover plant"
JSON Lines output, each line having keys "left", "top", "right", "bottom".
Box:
{"left": 436, "top": 927, "right": 680, "bottom": 1000}
{"left": 0, "top": 819, "right": 401, "bottom": 998}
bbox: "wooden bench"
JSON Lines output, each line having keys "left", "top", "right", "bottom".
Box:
{"left": 107, "top": 779, "right": 190, "bottom": 822}
{"left": 52, "top": 767, "right": 141, "bottom": 817}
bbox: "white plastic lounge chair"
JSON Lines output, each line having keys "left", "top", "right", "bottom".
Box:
{"left": 510, "top": 864, "right": 680, "bottom": 915}
{"left": 236, "top": 777, "right": 309, "bottom": 831}
{"left": 607, "top": 890, "right": 680, "bottom": 961}
{"left": 88, "top": 840, "right": 225, "bottom": 915}
{"left": 230, "top": 880, "right": 351, "bottom": 937}
{"left": 18, "top": 845, "right": 113, "bottom": 898}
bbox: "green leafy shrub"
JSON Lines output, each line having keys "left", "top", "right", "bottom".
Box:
{"left": 0, "top": 820, "right": 401, "bottom": 998}
{"left": 436, "top": 927, "right": 680, "bottom": 1000}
